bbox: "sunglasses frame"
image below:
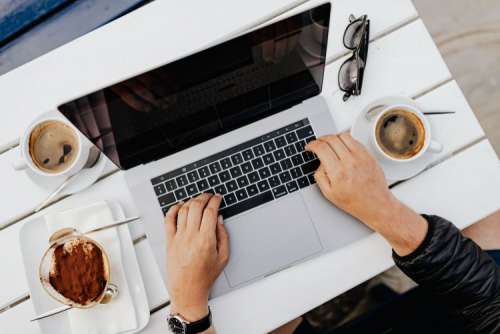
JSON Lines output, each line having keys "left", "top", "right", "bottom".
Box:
{"left": 338, "top": 14, "right": 370, "bottom": 102}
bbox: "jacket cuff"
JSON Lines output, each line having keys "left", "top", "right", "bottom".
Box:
{"left": 392, "top": 214, "right": 435, "bottom": 264}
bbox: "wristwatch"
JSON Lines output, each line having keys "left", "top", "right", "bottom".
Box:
{"left": 167, "top": 308, "right": 212, "bottom": 334}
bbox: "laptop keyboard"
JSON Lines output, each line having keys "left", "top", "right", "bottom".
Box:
{"left": 151, "top": 118, "right": 320, "bottom": 219}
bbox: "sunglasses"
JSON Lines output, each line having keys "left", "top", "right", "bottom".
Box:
{"left": 338, "top": 14, "right": 370, "bottom": 102}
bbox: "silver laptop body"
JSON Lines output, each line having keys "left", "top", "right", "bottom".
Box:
{"left": 58, "top": 2, "right": 371, "bottom": 298}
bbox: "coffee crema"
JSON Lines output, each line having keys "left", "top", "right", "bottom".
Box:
{"left": 28, "top": 120, "right": 79, "bottom": 173}
{"left": 375, "top": 109, "right": 425, "bottom": 160}
{"left": 49, "top": 238, "right": 107, "bottom": 305}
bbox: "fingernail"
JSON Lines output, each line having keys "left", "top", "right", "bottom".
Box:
{"left": 216, "top": 193, "right": 222, "bottom": 198}
{"left": 218, "top": 215, "right": 224, "bottom": 225}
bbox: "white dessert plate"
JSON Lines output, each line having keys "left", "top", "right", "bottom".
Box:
{"left": 19, "top": 201, "right": 149, "bottom": 334}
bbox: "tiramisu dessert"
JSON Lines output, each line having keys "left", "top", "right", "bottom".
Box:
{"left": 49, "top": 238, "right": 107, "bottom": 305}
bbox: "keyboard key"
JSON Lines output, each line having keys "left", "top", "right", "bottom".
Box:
{"left": 290, "top": 167, "right": 303, "bottom": 179}
{"left": 285, "top": 132, "right": 298, "bottom": 144}
{"left": 263, "top": 153, "right": 275, "bottom": 165}
{"left": 257, "top": 180, "right": 270, "bottom": 192}
{"left": 279, "top": 171, "right": 292, "bottom": 183}
{"left": 187, "top": 171, "right": 199, "bottom": 183}
{"left": 273, "top": 149, "right": 286, "bottom": 161}
{"left": 220, "top": 197, "right": 227, "bottom": 209}
{"left": 280, "top": 158, "right": 293, "bottom": 170}
{"left": 197, "top": 179, "right": 209, "bottom": 191}
{"left": 154, "top": 183, "right": 166, "bottom": 196}
{"left": 231, "top": 153, "right": 243, "bottom": 165}
{"left": 301, "top": 159, "right": 320, "bottom": 175}
{"left": 275, "top": 136, "right": 287, "bottom": 147}
{"left": 297, "top": 126, "right": 314, "bottom": 139}
{"left": 291, "top": 154, "right": 304, "bottom": 166}
{"left": 241, "top": 162, "right": 253, "bottom": 173}
{"left": 295, "top": 140, "right": 306, "bottom": 152}
{"left": 224, "top": 193, "right": 237, "bottom": 206}
{"left": 208, "top": 175, "right": 220, "bottom": 187}
{"left": 209, "top": 162, "right": 222, "bottom": 174}
{"left": 272, "top": 185, "right": 287, "bottom": 198}
{"left": 219, "top": 170, "right": 231, "bottom": 182}
{"left": 268, "top": 176, "right": 280, "bottom": 187}
{"left": 237, "top": 175, "right": 249, "bottom": 188}
{"left": 251, "top": 157, "right": 264, "bottom": 169}
{"left": 307, "top": 173, "right": 316, "bottom": 184}
{"left": 162, "top": 206, "right": 171, "bottom": 216}
{"left": 165, "top": 179, "right": 177, "bottom": 191}
{"left": 246, "top": 184, "right": 259, "bottom": 197}
{"left": 270, "top": 163, "right": 282, "bottom": 175}
{"left": 226, "top": 180, "right": 238, "bottom": 192}
{"left": 198, "top": 166, "right": 210, "bottom": 178}
{"left": 286, "top": 181, "right": 299, "bottom": 193}
{"left": 264, "top": 140, "right": 276, "bottom": 152}
{"left": 253, "top": 145, "right": 265, "bottom": 156}
{"left": 248, "top": 171, "right": 260, "bottom": 183}
{"left": 205, "top": 188, "right": 215, "bottom": 194}
{"left": 297, "top": 176, "right": 309, "bottom": 188}
{"left": 284, "top": 144, "right": 297, "bottom": 156}
{"left": 258, "top": 167, "right": 271, "bottom": 179}
{"left": 220, "top": 158, "right": 232, "bottom": 169}
{"left": 174, "top": 188, "right": 188, "bottom": 201}
{"left": 186, "top": 183, "right": 198, "bottom": 195}
{"left": 158, "top": 193, "right": 176, "bottom": 207}
{"left": 220, "top": 191, "right": 273, "bottom": 219}
{"left": 214, "top": 184, "right": 227, "bottom": 195}
{"left": 230, "top": 166, "right": 242, "bottom": 178}
{"left": 302, "top": 151, "right": 315, "bottom": 162}
{"left": 305, "top": 136, "right": 316, "bottom": 144}
{"left": 242, "top": 149, "right": 254, "bottom": 161}
{"left": 176, "top": 175, "right": 188, "bottom": 187}
{"left": 236, "top": 189, "right": 248, "bottom": 201}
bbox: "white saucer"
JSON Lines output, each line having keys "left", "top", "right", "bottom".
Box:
{"left": 21, "top": 111, "right": 108, "bottom": 196}
{"left": 350, "top": 96, "right": 435, "bottom": 182}
{"left": 19, "top": 201, "right": 150, "bottom": 334}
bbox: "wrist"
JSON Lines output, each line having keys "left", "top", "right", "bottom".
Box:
{"left": 170, "top": 300, "right": 209, "bottom": 322}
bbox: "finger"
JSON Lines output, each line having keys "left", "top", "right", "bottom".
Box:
{"left": 306, "top": 139, "right": 339, "bottom": 171}
{"left": 187, "top": 193, "right": 212, "bottom": 233}
{"left": 314, "top": 165, "right": 331, "bottom": 188}
{"left": 339, "top": 132, "right": 367, "bottom": 155}
{"left": 164, "top": 204, "right": 181, "bottom": 243}
{"left": 216, "top": 215, "right": 230, "bottom": 266}
{"left": 110, "top": 85, "right": 152, "bottom": 112}
{"left": 321, "top": 135, "right": 351, "bottom": 160}
{"left": 124, "top": 79, "right": 159, "bottom": 108}
{"left": 176, "top": 200, "right": 189, "bottom": 233}
{"left": 200, "top": 194, "right": 223, "bottom": 235}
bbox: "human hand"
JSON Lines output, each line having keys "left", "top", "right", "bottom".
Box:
{"left": 164, "top": 193, "right": 230, "bottom": 321}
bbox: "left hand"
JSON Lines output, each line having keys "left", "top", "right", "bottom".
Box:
{"left": 164, "top": 193, "right": 230, "bottom": 321}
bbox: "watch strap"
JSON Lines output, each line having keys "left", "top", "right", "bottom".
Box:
{"left": 186, "top": 308, "right": 212, "bottom": 334}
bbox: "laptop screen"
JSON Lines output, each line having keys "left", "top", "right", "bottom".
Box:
{"left": 58, "top": 3, "right": 331, "bottom": 170}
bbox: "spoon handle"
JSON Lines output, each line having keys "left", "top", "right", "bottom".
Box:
{"left": 30, "top": 305, "right": 72, "bottom": 321}
{"left": 83, "top": 216, "right": 141, "bottom": 234}
{"left": 34, "top": 176, "right": 74, "bottom": 213}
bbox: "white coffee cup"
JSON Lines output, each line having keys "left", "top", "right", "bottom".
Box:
{"left": 12, "top": 117, "right": 91, "bottom": 178}
{"left": 372, "top": 104, "right": 443, "bottom": 163}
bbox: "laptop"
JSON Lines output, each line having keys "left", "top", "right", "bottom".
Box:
{"left": 58, "top": 2, "right": 371, "bottom": 298}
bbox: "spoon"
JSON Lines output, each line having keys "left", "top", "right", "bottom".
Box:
{"left": 48, "top": 216, "right": 141, "bottom": 243}
{"left": 365, "top": 104, "right": 456, "bottom": 120}
{"left": 35, "top": 147, "right": 101, "bottom": 213}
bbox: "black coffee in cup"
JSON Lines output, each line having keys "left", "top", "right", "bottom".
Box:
{"left": 28, "top": 120, "right": 79, "bottom": 173}
{"left": 375, "top": 109, "right": 425, "bottom": 160}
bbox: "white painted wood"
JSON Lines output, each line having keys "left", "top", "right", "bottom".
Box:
{"left": 0, "top": 300, "right": 41, "bottom": 334}
{"left": 322, "top": 19, "right": 452, "bottom": 131}
{"left": 0, "top": 0, "right": 309, "bottom": 150}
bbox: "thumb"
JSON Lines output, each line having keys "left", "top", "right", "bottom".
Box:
{"left": 216, "top": 215, "right": 230, "bottom": 267}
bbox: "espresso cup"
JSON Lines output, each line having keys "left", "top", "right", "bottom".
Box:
{"left": 372, "top": 104, "right": 443, "bottom": 163}
{"left": 12, "top": 117, "right": 91, "bottom": 178}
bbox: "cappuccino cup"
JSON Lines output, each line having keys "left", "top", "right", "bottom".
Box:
{"left": 13, "top": 118, "right": 91, "bottom": 178}
{"left": 372, "top": 104, "right": 443, "bottom": 163}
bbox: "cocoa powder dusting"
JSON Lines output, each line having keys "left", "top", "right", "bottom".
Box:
{"left": 49, "top": 239, "right": 107, "bottom": 305}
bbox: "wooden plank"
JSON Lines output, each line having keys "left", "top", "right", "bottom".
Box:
{"left": 0, "top": 0, "right": 308, "bottom": 150}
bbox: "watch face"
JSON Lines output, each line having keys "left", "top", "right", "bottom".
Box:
{"left": 168, "top": 316, "right": 186, "bottom": 334}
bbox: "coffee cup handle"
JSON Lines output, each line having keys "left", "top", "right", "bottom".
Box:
{"left": 12, "top": 159, "right": 27, "bottom": 171}
{"left": 428, "top": 140, "right": 443, "bottom": 154}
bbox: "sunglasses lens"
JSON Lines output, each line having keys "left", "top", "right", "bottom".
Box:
{"left": 339, "top": 59, "right": 359, "bottom": 92}
{"left": 343, "top": 20, "right": 365, "bottom": 49}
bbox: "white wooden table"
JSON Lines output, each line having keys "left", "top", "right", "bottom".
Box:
{"left": 1, "top": 1, "right": 499, "bottom": 333}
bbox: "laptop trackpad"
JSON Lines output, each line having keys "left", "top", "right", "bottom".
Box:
{"left": 223, "top": 193, "right": 323, "bottom": 287}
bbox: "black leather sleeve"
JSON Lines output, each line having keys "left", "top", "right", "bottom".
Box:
{"left": 393, "top": 215, "right": 500, "bottom": 334}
